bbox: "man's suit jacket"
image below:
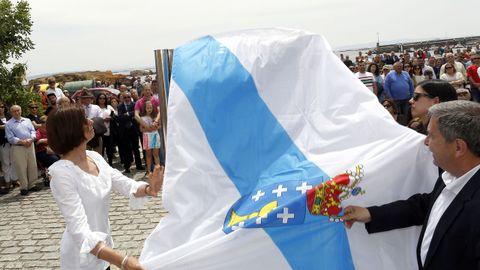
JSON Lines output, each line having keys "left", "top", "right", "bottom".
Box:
{"left": 365, "top": 169, "right": 480, "bottom": 270}
{"left": 117, "top": 102, "right": 137, "bottom": 132}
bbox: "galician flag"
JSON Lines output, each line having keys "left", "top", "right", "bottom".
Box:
{"left": 140, "top": 28, "right": 438, "bottom": 269}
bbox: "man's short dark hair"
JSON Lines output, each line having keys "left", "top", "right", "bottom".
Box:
{"left": 46, "top": 105, "right": 87, "bottom": 155}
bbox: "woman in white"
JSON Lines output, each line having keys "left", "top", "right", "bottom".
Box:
{"left": 96, "top": 93, "right": 115, "bottom": 165}
{"left": 47, "top": 105, "right": 163, "bottom": 270}
{"left": 440, "top": 63, "right": 465, "bottom": 89}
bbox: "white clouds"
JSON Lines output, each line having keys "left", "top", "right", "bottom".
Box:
{"left": 20, "top": 0, "right": 480, "bottom": 76}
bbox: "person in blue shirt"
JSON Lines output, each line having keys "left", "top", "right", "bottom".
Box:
{"left": 384, "top": 62, "right": 414, "bottom": 120}
{"left": 5, "top": 105, "right": 39, "bottom": 196}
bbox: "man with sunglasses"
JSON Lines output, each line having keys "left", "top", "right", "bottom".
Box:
{"left": 27, "top": 103, "right": 41, "bottom": 129}
{"left": 118, "top": 91, "right": 144, "bottom": 173}
{"left": 45, "top": 77, "right": 65, "bottom": 100}
{"left": 466, "top": 54, "right": 480, "bottom": 102}
{"left": 344, "top": 100, "right": 480, "bottom": 270}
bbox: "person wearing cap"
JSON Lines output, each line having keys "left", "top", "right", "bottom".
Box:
{"left": 78, "top": 89, "right": 104, "bottom": 154}
{"left": 78, "top": 88, "right": 102, "bottom": 119}
{"left": 46, "top": 77, "right": 65, "bottom": 99}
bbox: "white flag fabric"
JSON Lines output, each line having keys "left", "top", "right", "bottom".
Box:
{"left": 140, "top": 28, "right": 438, "bottom": 270}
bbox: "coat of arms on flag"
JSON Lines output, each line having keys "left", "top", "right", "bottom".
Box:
{"left": 224, "top": 165, "right": 365, "bottom": 233}
{"left": 139, "top": 28, "right": 438, "bottom": 270}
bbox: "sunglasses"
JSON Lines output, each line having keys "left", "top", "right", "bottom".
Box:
{"left": 383, "top": 104, "right": 392, "bottom": 109}
{"left": 445, "top": 66, "right": 453, "bottom": 69}
{"left": 30, "top": 107, "right": 38, "bottom": 109}
{"left": 412, "top": 92, "right": 433, "bottom": 101}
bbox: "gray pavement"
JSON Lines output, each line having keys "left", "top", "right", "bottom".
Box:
{"left": 0, "top": 164, "right": 167, "bottom": 269}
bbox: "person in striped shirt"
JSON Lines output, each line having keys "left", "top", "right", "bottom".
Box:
{"left": 355, "top": 61, "right": 378, "bottom": 95}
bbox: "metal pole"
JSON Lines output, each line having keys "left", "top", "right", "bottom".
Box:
{"left": 154, "top": 49, "right": 173, "bottom": 163}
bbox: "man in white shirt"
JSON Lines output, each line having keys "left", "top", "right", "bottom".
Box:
{"left": 78, "top": 89, "right": 102, "bottom": 119}
{"left": 45, "top": 77, "right": 65, "bottom": 99}
{"left": 343, "top": 100, "right": 480, "bottom": 270}
{"left": 78, "top": 89, "right": 103, "bottom": 153}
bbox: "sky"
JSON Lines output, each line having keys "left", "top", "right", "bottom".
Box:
{"left": 18, "top": 0, "right": 480, "bottom": 77}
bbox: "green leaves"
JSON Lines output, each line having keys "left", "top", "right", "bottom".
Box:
{"left": 0, "top": 0, "right": 34, "bottom": 65}
{"left": 0, "top": 0, "right": 36, "bottom": 114}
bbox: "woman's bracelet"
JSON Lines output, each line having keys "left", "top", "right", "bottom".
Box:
{"left": 95, "top": 244, "right": 106, "bottom": 259}
{"left": 120, "top": 255, "right": 129, "bottom": 270}
{"left": 144, "top": 184, "right": 150, "bottom": 196}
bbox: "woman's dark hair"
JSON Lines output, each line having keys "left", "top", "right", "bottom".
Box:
{"left": 367, "top": 63, "right": 380, "bottom": 76}
{"left": 46, "top": 105, "right": 88, "bottom": 155}
{"left": 96, "top": 93, "right": 107, "bottom": 107}
{"left": 417, "top": 79, "right": 458, "bottom": 102}
{"left": 412, "top": 64, "right": 422, "bottom": 75}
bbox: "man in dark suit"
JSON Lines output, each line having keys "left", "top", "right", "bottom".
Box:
{"left": 344, "top": 100, "right": 480, "bottom": 270}
{"left": 117, "top": 91, "right": 144, "bottom": 173}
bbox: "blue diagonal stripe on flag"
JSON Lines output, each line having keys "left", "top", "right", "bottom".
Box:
{"left": 172, "top": 35, "right": 354, "bottom": 269}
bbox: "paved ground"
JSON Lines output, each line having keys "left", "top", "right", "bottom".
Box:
{"left": 0, "top": 163, "right": 167, "bottom": 269}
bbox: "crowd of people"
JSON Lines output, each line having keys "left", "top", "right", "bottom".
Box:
{"left": 1, "top": 43, "right": 480, "bottom": 269}
{"left": 0, "top": 75, "right": 164, "bottom": 195}
{"left": 341, "top": 43, "right": 480, "bottom": 131}
{"left": 0, "top": 74, "right": 165, "bottom": 269}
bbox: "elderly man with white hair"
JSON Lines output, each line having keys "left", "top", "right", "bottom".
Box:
{"left": 5, "top": 105, "right": 39, "bottom": 196}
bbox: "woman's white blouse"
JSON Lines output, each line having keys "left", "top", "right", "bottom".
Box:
{"left": 49, "top": 151, "right": 148, "bottom": 270}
